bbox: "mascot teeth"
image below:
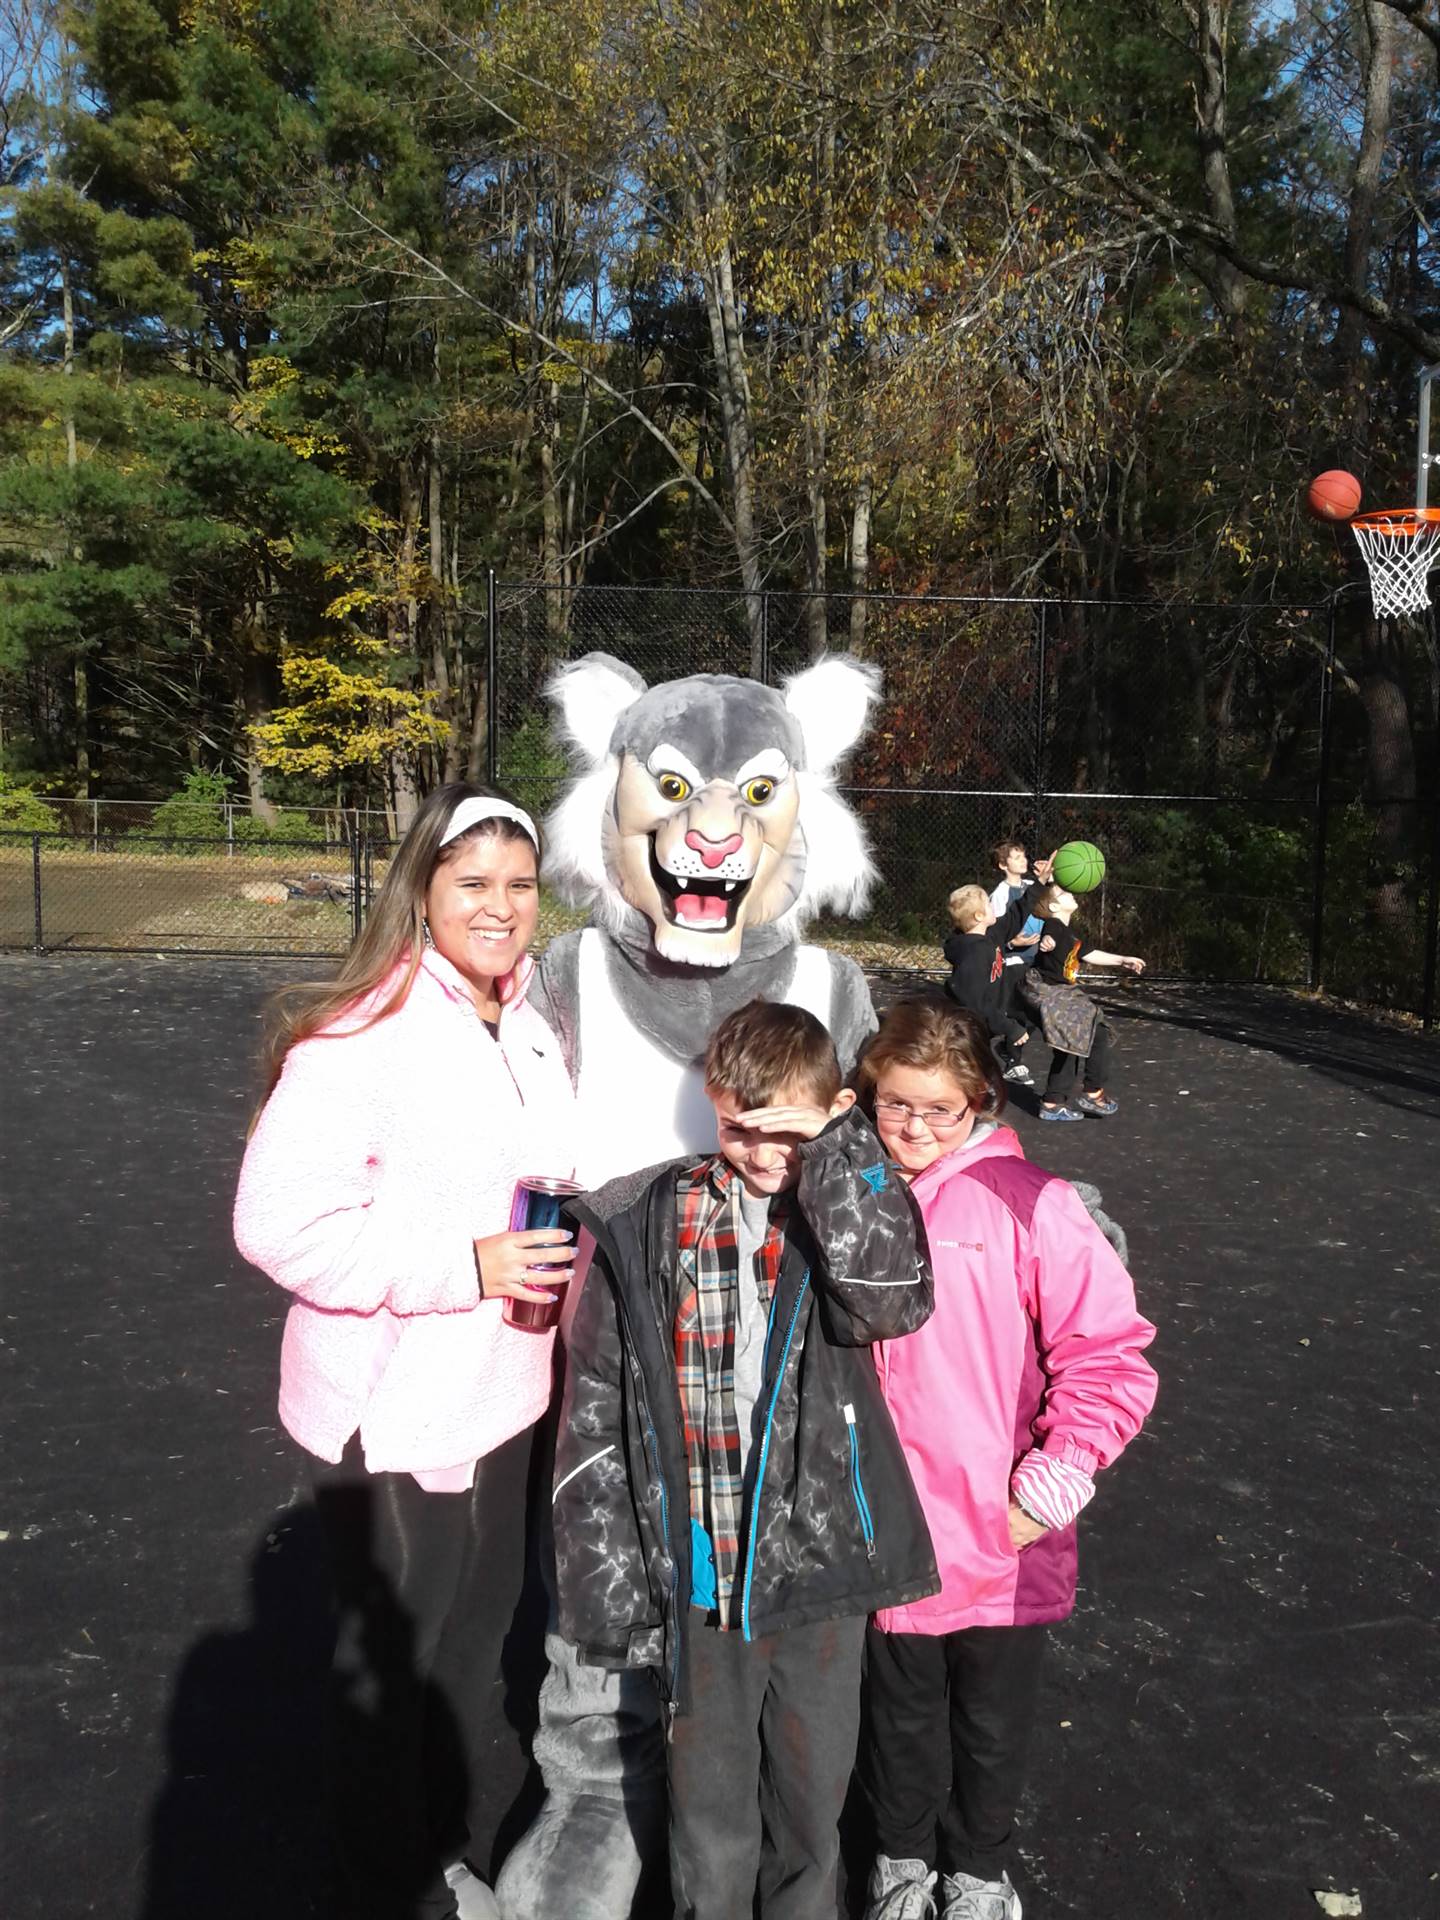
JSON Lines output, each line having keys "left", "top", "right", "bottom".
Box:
{"left": 650, "top": 840, "right": 753, "bottom": 931}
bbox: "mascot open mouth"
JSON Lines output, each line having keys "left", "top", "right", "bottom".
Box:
{"left": 649, "top": 839, "right": 754, "bottom": 932}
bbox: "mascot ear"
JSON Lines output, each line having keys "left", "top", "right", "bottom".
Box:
{"left": 782, "top": 655, "right": 881, "bottom": 775}
{"left": 545, "top": 651, "right": 648, "bottom": 768}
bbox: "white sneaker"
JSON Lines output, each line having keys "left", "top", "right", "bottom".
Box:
{"left": 1002, "top": 1063, "right": 1034, "bottom": 1085}
{"left": 864, "top": 1853, "right": 939, "bottom": 1920}
{"left": 939, "top": 1868, "right": 1022, "bottom": 1920}
{"left": 444, "top": 1861, "right": 501, "bottom": 1920}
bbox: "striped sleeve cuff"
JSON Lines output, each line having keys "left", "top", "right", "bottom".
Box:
{"left": 1011, "top": 1448, "right": 1096, "bottom": 1531}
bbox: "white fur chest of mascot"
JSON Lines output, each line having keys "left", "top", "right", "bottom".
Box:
{"left": 495, "top": 652, "right": 882, "bottom": 1919}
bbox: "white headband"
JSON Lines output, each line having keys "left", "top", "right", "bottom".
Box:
{"left": 438, "top": 797, "right": 539, "bottom": 850}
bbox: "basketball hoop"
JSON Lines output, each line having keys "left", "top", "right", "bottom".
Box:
{"left": 1351, "top": 507, "right": 1440, "bottom": 619}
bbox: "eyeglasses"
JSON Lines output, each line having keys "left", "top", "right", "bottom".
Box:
{"left": 874, "top": 1098, "right": 970, "bottom": 1131}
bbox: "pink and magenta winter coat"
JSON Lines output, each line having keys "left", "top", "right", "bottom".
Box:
{"left": 233, "top": 950, "right": 578, "bottom": 1482}
{"left": 872, "top": 1126, "right": 1157, "bottom": 1633}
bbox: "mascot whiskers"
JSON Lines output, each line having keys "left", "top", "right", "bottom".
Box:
{"left": 497, "top": 652, "right": 883, "bottom": 1918}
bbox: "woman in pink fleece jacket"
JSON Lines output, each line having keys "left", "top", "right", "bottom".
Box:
{"left": 234, "top": 784, "right": 578, "bottom": 1920}
{"left": 854, "top": 997, "right": 1158, "bottom": 1920}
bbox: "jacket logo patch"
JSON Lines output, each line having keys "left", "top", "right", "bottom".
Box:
{"left": 936, "top": 1238, "right": 985, "bottom": 1252}
{"left": 858, "top": 1164, "right": 888, "bottom": 1195}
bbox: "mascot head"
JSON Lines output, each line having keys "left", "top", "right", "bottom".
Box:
{"left": 542, "top": 653, "right": 881, "bottom": 968}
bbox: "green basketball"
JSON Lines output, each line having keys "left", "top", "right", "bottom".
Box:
{"left": 1051, "top": 841, "right": 1106, "bottom": 893}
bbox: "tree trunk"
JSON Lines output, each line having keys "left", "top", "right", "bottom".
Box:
{"left": 1192, "top": 1, "right": 1246, "bottom": 322}
{"left": 1337, "top": 2, "right": 1397, "bottom": 454}
{"left": 1336, "top": 5, "right": 1412, "bottom": 927}
{"left": 465, "top": 678, "right": 490, "bottom": 785}
{"left": 427, "top": 348, "right": 461, "bottom": 783}
{"left": 60, "top": 251, "right": 94, "bottom": 795}
{"left": 801, "top": 0, "right": 836, "bottom": 662}
{"left": 1358, "top": 617, "right": 1418, "bottom": 928}
{"left": 391, "top": 753, "right": 421, "bottom": 833}
{"left": 802, "top": 325, "right": 830, "bottom": 660}
{"left": 240, "top": 640, "right": 279, "bottom": 824}
{"left": 690, "top": 152, "right": 765, "bottom": 668}
{"left": 848, "top": 379, "right": 878, "bottom": 652}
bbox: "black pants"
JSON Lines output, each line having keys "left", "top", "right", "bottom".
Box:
{"left": 311, "top": 1425, "right": 535, "bottom": 1919}
{"left": 668, "top": 1613, "right": 867, "bottom": 1920}
{"left": 860, "top": 1623, "right": 1047, "bottom": 1882}
{"left": 1044, "top": 1019, "right": 1112, "bottom": 1102}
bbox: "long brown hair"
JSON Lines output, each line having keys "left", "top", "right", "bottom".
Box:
{"left": 257, "top": 783, "right": 541, "bottom": 1109}
{"left": 856, "top": 993, "right": 1006, "bottom": 1121}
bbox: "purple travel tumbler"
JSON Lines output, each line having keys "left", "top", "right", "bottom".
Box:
{"left": 503, "top": 1175, "right": 584, "bottom": 1332}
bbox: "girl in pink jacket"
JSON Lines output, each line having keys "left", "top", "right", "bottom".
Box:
{"left": 234, "top": 784, "right": 578, "bottom": 1920}
{"left": 855, "top": 997, "right": 1158, "bottom": 1920}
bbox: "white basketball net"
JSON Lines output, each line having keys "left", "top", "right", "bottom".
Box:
{"left": 1351, "top": 509, "right": 1440, "bottom": 618}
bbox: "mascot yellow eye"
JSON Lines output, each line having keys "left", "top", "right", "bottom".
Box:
{"left": 657, "top": 772, "right": 691, "bottom": 803}
{"left": 742, "top": 777, "right": 776, "bottom": 806}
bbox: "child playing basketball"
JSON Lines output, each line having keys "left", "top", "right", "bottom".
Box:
{"left": 986, "top": 843, "right": 1043, "bottom": 972}
{"left": 855, "top": 997, "right": 1158, "bottom": 1920}
{"left": 1018, "top": 884, "right": 1145, "bottom": 1123}
{"left": 941, "top": 885, "right": 1036, "bottom": 1086}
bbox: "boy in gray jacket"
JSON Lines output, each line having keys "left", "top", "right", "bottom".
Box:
{"left": 552, "top": 999, "right": 938, "bottom": 1920}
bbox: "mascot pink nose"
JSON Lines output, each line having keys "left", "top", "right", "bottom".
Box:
{"left": 685, "top": 830, "right": 744, "bottom": 870}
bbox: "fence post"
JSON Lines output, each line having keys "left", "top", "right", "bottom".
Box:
{"left": 1032, "top": 601, "right": 1049, "bottom": 843}
{"left": 1422, "top": 606, "right": 1439, "bottom": 1029}
{"left": 350, "top": 829, "right": 363, "bottom": 946}
{"left": 226, "top": 802, "right": 234, "bottom": 859}
{"left": 91, "top": 798, "right": 98, "bottom": 854}
{"left": 485, "top": 566, "right": 499, "bottom": 789}
{"left": 1422, "top": 793, "right": 1438, "bottom": 1031}
{"left": 32, "top": 833, "right": 43, "bottom": 953}
{"left": 759, "top": 592, "right": 771, "bottom": 686}
{"left": 1308, "top": 599, "right": 1338, "bottom": 992}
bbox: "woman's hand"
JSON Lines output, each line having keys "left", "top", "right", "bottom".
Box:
{"left": 473, "top": 1228, "right": 575, "bottom": 1302}
{"left": 1008, "top": 1502, "right": 1048, "bottom": 1550}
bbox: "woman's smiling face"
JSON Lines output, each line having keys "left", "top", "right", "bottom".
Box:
{"left": 424, "top": 830, "right": 539, "bottom": 1006}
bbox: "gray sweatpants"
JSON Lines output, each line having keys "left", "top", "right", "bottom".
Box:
{"left": 667, "top": 1613, "right": 867, "bottom": 1920}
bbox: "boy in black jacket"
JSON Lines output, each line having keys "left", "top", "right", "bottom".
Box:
{"left": 552, "top": 999, "right": 937, "bottom": 1920}
{"left": 941, "top": 877, "right": 1049, "bottom": 1086}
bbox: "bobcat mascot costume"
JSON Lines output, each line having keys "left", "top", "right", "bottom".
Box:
{"left": 496, "top": 652, "right": 883, "bottom": 1917}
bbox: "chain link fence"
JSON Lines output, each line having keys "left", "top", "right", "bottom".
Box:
{"left": 489, "top": 583, "right": 1436, "bottom": 1021}
{"left": 0, "top": 833, "right": 367, "bottom": 957}
{"left": 4, "top": 584, "right": 1436, "bottom": 1023}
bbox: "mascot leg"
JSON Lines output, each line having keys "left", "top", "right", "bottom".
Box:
{"left": 495, "top": 1634, "right": 666, "bottom": 1919}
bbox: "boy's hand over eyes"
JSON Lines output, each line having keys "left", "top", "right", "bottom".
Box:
{"left": 734, "top": 1104, "right": 834, "bottom": 1142}
{"left": 735, "top": 1089, "right": 856, "bottom": 1143}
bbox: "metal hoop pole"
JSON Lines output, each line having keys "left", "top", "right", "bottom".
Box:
{"left": 1418, "top": 363, "right": 1440, "bottom": 510}
{"left": 1423, "top": 606, "right": 1440, "bottom": 1031}
{"left": 1309, "top": 598, "right": 1339, "bottom": 992}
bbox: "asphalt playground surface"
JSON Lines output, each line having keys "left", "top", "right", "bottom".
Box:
{"left": 2, "top": 954, "right": 1437, "bottom": 1920}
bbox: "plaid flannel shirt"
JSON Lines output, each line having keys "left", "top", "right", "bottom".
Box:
{"left": 673, "top": 1157, "right": 789, "bottom": 1627}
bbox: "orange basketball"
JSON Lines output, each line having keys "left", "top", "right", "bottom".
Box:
{"left": 1306, "top": 469, "right": 1363, "bottom": 522}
